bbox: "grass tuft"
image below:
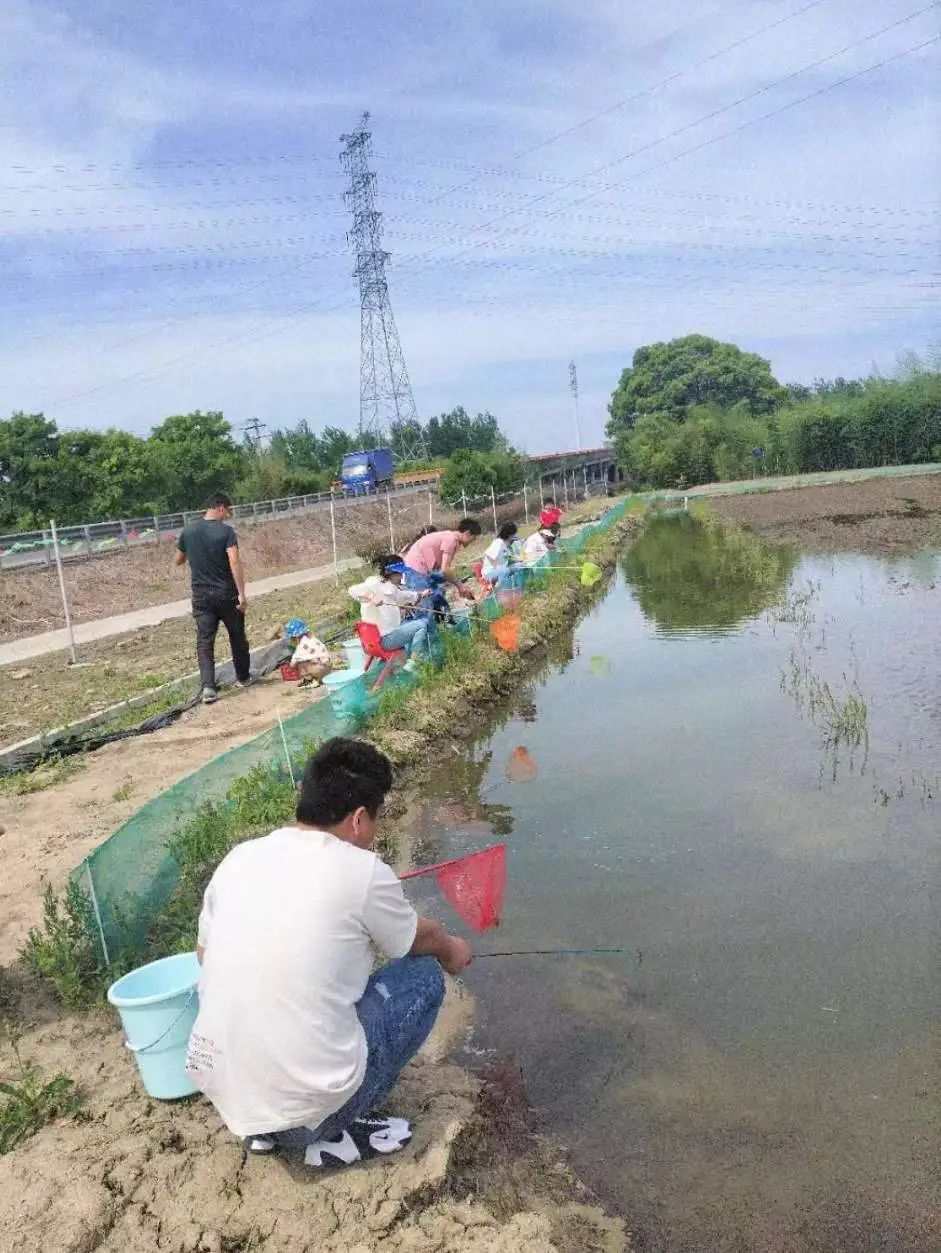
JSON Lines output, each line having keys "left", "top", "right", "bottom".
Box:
{"left": 0, "top": 1030, "right": 83, "bottom": 1155}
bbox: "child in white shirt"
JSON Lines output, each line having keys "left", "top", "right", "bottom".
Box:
{"left": 481, "top": 522, "right": 519, "bottom": 586}
{"left": 285, "top": 619, "right": 332, "bottom": 688}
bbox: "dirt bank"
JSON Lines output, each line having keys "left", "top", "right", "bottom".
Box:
{"left": 0, "top": 985, "right": 626, "bottom": 1253}
{"left": 708, "top": 472, "right": 941, "bottom": 553}
{"left": 0, "top": 677, "right": 345, "bottom": 964}
{"left": 0, "top": 579, "right": 356, "bottom": 746}
{"left": 0, "top": 507, "right": 635, "bottom": 1252}
{"left": 0, "top": 494, "right": 454, "bottom": 644}
{"left": 1, "top": 500, "right": 602, "bottom": 744}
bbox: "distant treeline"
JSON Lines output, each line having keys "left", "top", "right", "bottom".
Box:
{"left": 607, "top": 336, "right": 941, "bottom": 488}
{"left": 0, "top": 406, "right": 506, "bottom": 530}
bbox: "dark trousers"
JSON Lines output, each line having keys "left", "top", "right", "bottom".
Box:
{"left": 192, "top": 594, "right": 250, "bottom": 688}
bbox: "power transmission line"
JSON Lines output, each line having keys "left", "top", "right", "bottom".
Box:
{"left": 340, "top": 113, "right": 426, "bottom": 459}
{"left": 569, "top": 361, "right": 582, "bottom": 451}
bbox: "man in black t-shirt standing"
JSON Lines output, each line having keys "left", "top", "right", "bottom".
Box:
{"left": 174, "top": 491, "right": 251, "bottom": 704}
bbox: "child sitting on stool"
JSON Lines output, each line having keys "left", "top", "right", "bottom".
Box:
{"left": 285, "top": 619, "right": 332, "bottom": 688}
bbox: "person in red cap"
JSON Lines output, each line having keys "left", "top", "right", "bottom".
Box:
{"left": 539, "top": 504, "right": 563, "bottom": 529}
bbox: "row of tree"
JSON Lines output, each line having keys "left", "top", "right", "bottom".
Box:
{"left": 0, "top": 406, "right": 509, "bottom": 530}
{"left": 607, "top": 335, "right": 941, "bottom": 488}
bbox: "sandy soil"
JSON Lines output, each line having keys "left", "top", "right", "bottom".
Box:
{"left": 708, "top": 473, "right": 941, "bottom": 553}
{"left": 0, "top": 503, "right": 631, "bottom": 1253}
{"left": 0, "top": 498, "right": 603, "bottom": 745}
{"left": 0, "top": 676, "right": 331, "bottom": 963}
{"left": 0, "top": 494, "right": 453, "bottom": 643}
{"left": 0, "top": 579, "right": 357, "bottom": 746}
{"left": 0, "top": 987, "right": 626, "bottom": 1253}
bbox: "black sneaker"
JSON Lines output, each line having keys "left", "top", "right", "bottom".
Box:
{"left": 234, "top": 676, "right": 255, "bottom": 690}
{"left": 200, "top": 686, "right": 218, "bottom": 705}
{"left": 303, "top": 1116, "right": 411, "bottom": 1169}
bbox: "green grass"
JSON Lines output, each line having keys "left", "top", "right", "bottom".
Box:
{"left": 0, "top": 1032, "right": 82, "bottom": 1155}
{"left": 0, "top": 755, "right": 86, "bottom": 797}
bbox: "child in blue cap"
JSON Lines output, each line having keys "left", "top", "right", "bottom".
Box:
{"left": 285, "top": 619, "right": 332, "bottom": 688}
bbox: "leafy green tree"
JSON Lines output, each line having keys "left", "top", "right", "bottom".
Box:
{"left": 426, "top": 407, "right": 502, "bottom": 457}
{"left": 148, "top": 411, "right": 245, "bottom": 509}
{"left": 0, "top": 412, "right": 61, "bottom": 528}
{"left": 389, "top": 419, "right": 425, "bottom": 462}
{"left": 318, "top": 426, "right": 357, "bottom": 475}
{"left": 607, "top": 334, "right": 785, "bottom": 437}
{"left": 439, "top": 448, "right": 525, "bottom": 502}
{"left": 269, "top": 420, "right": 325, "bottom": 471}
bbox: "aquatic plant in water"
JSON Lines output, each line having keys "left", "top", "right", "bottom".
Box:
{"left": 780, "top": 648, "right": 869, "bottom": 779}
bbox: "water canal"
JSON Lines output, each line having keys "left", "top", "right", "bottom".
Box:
{"left": 406, "top": 511, "right": 940, "bottom": 1251}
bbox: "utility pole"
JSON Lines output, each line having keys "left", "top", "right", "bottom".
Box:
{"left": 568, "top": 360, "right": 582, "bottom": 451}
{"left": 340, "top": 113, "right": 427, "bottom": 461}
{"left": 242, "top": 417, "right": 267, "bottom": 450}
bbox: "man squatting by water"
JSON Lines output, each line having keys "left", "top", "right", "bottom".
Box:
{"left": 185, "top": 737, "right": 473, "bottom": 1167}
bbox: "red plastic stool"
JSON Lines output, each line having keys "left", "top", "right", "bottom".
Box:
{"left": 354, "top": 621, "right": 406, "bottom": 690}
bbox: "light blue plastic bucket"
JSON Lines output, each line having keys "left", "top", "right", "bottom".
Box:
{"left": 341, "top": 637, "right": 366, "bottom": 672}
{"left": 107, "top": 952, "right": 200, "bottom": 1099}
{"left": 323, "top": 668, "right": 369, "bottom": 720}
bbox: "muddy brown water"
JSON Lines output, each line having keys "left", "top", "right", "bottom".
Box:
{"left": 405, "top": 513, "right": 941, "bottom": 1252}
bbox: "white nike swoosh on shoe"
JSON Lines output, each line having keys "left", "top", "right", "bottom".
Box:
{"left": 368, "top": 1126, "right": 413, "bottom": 1154}
{"left": 304, "top": 1130, "right": 362, "bottom": 1168}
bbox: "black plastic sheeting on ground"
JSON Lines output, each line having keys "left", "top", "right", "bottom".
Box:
{"left": 0, "top": 641, "right": 294, "bottom": 777}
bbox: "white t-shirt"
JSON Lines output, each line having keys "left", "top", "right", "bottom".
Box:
{"left": 522, "top": 531, "right": 551, "bottom": 562}
{"left": 348, "top": 575, "right": 419, "bottom": 636}
{"left": 185, "top": 825, "right": 418, "bottom": 1137}
{"left": 481, "top": 537, "right": 509, "bottom": 578}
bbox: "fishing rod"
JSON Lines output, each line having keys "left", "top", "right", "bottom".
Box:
{"left": 476, "top": 947, "right": 627, "bottom": 959}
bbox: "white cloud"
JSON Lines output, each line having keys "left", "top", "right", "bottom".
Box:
{"left": 0, "top": 0, "right": 937, "bottom": 450}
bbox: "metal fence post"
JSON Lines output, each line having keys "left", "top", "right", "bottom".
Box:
{"left": 563, "top": 474, "right": 569, "bottom": 507}
{"left": 50, "top": 519, "right": 78, "bottom": 665}
{"left": 539, "top": 479, "right": 545, "bottom": 508}
{"left": 427, "top": 490, "right": 434, "bottom": 526}
{"left": 83, "top": 524, "right": 92, "bottom": 559}
{"left": 461, "top": 490, "right": 468, "bottom": 516}
{"left": 386, "top": 491, "right": 395, "bottom": 550}
{"left": 153, "top": 515, "right": 160, "bottom": 546}
{"left": 490, "top": 486, "right": 498, "bottom": 531}
{"left": 119, "top": 519, "right": 128, "bottom": 550}
{"left": 583, "top": 465, "right": 589, "bottom": 498}
{"left": 329, "top": 495, "right": 340, "bottom": 586}
{"left": 523, "top": 482, "right": 529, "bottom": 525}
{"left": 552, "top": 479, "right": 558, "bottom": 506}
{"left": 41, "top": 527, "right": 52, "bottom": 566}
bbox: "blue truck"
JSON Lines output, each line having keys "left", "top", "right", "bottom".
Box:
{"left": 339, "top": 447, "right": 395, "bottom": 495}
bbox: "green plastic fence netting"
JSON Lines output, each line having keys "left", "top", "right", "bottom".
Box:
{"left": 73, "top": 496, "right": 634, "bottom": 964}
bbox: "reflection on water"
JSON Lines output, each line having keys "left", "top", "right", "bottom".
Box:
{"left": 401, "top": 515, "right": 941, "bottom": 1251}
{"left": 622, "top": 511, "right": 797, "bottom": 636}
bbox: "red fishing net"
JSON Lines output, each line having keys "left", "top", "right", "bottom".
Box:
{"left": 401, "top": 844, "right": 506, "bottom": 932}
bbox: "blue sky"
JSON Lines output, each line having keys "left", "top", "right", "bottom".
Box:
{"left": 2, "top": 0, "right": 938, "bottom": 452}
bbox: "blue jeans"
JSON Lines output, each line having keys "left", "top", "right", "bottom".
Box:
{"left": 268, "top": 957, "right": 445, "bottom": 1146}
{"left": 381, "top": 616, "right": 436, "bottom": 660}
{"left": 403, "top": 568, "right": 450, "bottom": 618}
